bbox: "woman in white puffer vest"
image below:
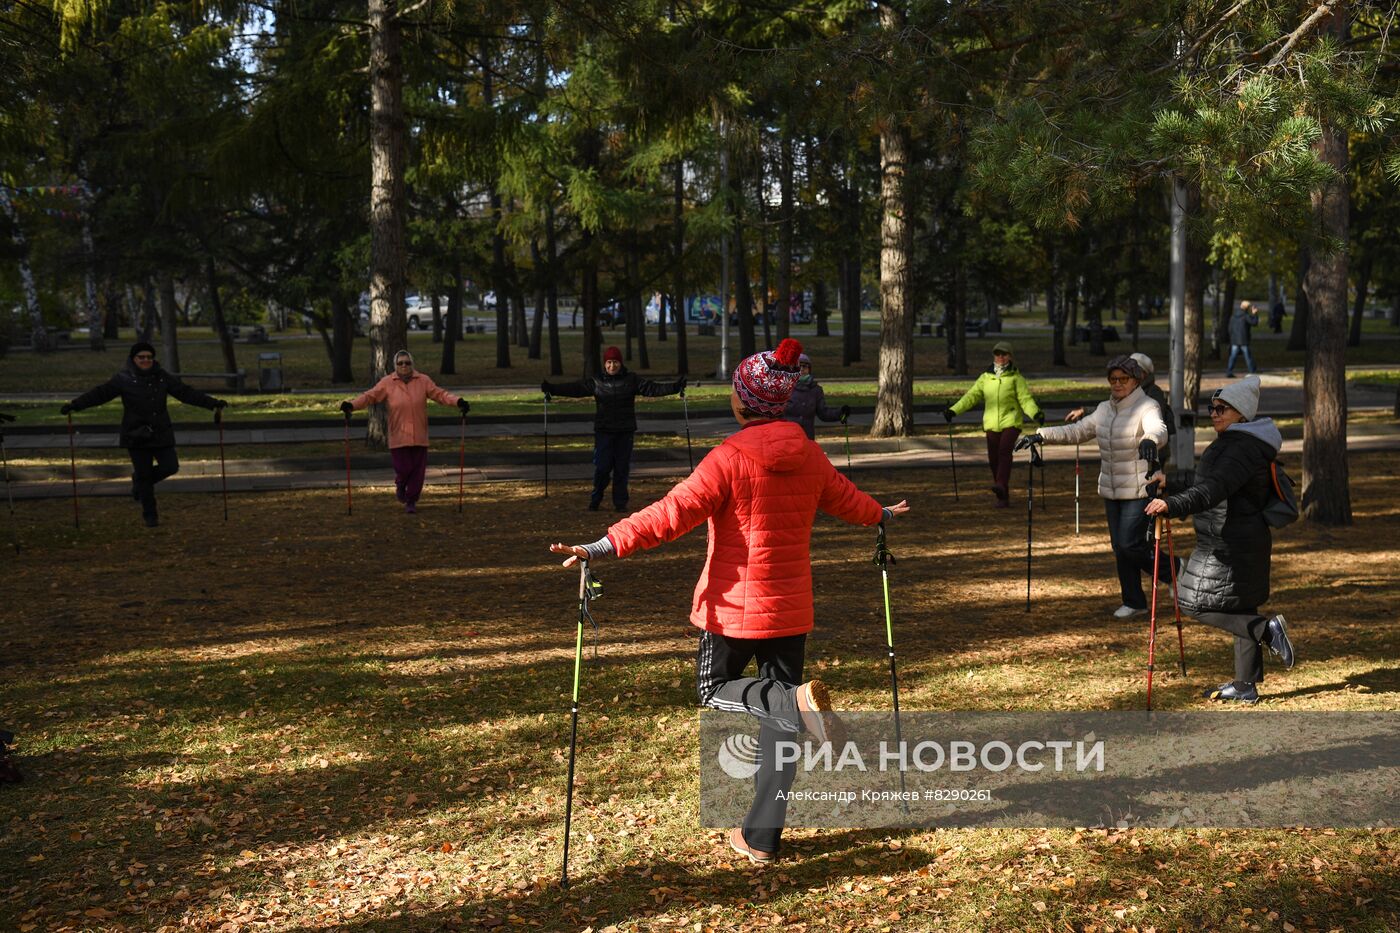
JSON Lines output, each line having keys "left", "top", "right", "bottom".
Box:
{"left": 1022, "top": 355, "right": 1172, "bottom": 619}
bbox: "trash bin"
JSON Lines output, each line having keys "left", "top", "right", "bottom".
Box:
{"left": 258, "top": 352, "right": 284, "bottom": 392}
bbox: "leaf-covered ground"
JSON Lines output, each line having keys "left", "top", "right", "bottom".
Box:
{"left": 1, "top": 453, "right": 1396, "bottom": 931}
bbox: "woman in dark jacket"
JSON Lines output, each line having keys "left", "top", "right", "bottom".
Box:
{"left": 1145, "top": 376, "right": 1295, "bottom": 703}
{"left": 783, "top": 354, "right": 848, "bottom": 440}
{"left": 542, "top": 346, "right": 685, "bottom": 512}
{"left": 62, "top": 342, "right": 227, "bottom": 527}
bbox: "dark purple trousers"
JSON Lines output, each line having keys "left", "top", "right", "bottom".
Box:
{"left": 390, "top": 445, "right": 429, "bottom": 505}
{"left": 985, "top": 428, "right": 1021, "bottom": 500}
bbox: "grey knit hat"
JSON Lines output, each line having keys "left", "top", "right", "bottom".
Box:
{"left": 1106, "top": 354, "right": 1144, "bottom": 383}
{"left": 1212, "top": 375, "right": 1261, "bottom": 420}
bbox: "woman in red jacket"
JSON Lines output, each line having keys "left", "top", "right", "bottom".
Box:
{"left": 551, "top": 338, "right": 909, "bottom": 864}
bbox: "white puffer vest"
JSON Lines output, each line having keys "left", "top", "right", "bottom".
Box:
{"left": 1039, "top": 387, "right": 1168, "bottom": 500}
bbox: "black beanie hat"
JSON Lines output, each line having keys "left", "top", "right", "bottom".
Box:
{"left": 128, "top": 342, "right": 156, "bottom": 360}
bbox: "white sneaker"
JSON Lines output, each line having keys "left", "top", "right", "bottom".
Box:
{"left": 1113, "top": 605, "right": 1149, "bottom": 619}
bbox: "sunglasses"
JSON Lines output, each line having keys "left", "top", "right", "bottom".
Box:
{"left": 1208, "top": 404, "right": 1232, "bottom": 416}
{"left": 1107, "top": 376, "right": 1133, "bottom": 386}
{"left": 395, "top": 360, "right": 413, "bottom": 366}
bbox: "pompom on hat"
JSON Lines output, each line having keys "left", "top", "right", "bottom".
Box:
{"left": 733, "top": 338, "right": 804, "bottom": 417}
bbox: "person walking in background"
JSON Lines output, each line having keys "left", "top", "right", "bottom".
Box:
{"left": 783, "top": 353, "right": 848, "bottom": 440}
{"left": 1066, "top": 352, "right": 1176, "bottom": 463}
{"left": 1269, "top": 298, "right": 1286, "bottom": 334}
{"left": 1021, "top": 355, "right": 1171, "bottom": 618}
{"left": 1227, "top": 300, "right": 1261, "bottom": 377}
{"left": 542, "top": 346, "right": 685, "bottom": 512}
{"left": 341, "top": 350, "right": 468, "bottom": 514}
{"left": 1145, "top": 376, "right": 1295, "bottom": 703}
{"left": 548, "top": 338, "right": 908, "bottom": 864}
{"left": 62, "top": 341, "right": 227, "bottom": 528}
{"left": 944, "top": 341, "right": 1043, "bottom": 507}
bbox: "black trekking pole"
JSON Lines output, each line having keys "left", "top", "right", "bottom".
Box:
{"left": 458, "top": 409, "right": 468, "bottom": 514}
{"left": 543, "top": 393, "right": 550, "bottom": 498}
{"left": 343, "top": 408, "right": 353, "bottom": 516}
{"left": 1016, "top": 436, "right": 1043, "bottom": 612}
{"left": 681, "top": 388, "right": 694, "bottom": 473}
{"left": 841, "top": 412, "right": 853, "bottom": 475}
{"left": 215, "top": 409, "right": 228, "bottom": 522}
{"left": 561, "top": 558, "right": 602, "bottom": 888}
{"left": 1074, "top": 442, "right": 1081, "bottom": 536}
{"left": 874, "top": 523, "right": 909, "bottom": 811}
{"left": 66, "top": 411, "right": 80, "bottom": 529}
{"left": 946, "top": 411, "right": 959, "bottom": 501}
{"left": 0, "top": 413, "right": 18, "bottom": 554}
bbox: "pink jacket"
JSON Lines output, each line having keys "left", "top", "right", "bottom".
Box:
{"left": 605, "top": 419, "right": 884, "bottom": 639}
{"left": 351, "top": 373, "right": 459, "bottom": 449}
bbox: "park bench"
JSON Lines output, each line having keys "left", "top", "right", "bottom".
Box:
{"left": 1074, "top": 324, "right": 1120, "bottom": 342}
{"left": 169, "top": 369, "right": 247, "bottom": 391}
{"left": 931, "top": 319, "right": 994, "bottom": 338}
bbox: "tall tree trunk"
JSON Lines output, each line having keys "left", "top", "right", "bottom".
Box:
{"left": 203, "top": 254, "right": 239, "bottom": 386}
{"left": 511, "top": 284, "right": 528, "bottom": 351}
{"left": 103, "top": 279, "right": 121, "bottom": 340}
{"left": 0, "top": 188, "right": 47, "bottom": 351}
{"left": 842, "top": 160, "right": 862, "bottom": 365}
{"left": 1288, "top": 247, "right": 1310, "bottom": 351}
{"left": 670, "top": 161, "right": 688, "bottom": 374}
{"left": 756, "top": 169, "right": 772, "bottom": 351}
{"left": 949, "top": 271, "right": 968, "bottom": 375}
{"left": 431, "top": 292, "right": 443, "bottom": 343}
{"left": 1347, "top": 254, "right": 1371, "bottom": 347}
{"left": 441, "top": 265, "right": 460, "bottom": 375}
{"left": 814, "top": 279, "right": 830, "bottom": 337}
{"left": 1301, "top": 44, "right": 1352, "bottom": 525}
{"left": 545, "top": 202, "right": 563, "bottom": 375}
{"left": 529, "top": 238, "right": 545, "bottom": 360}
{"left": 368, "top": 0, "right": 408, "bottom": 447}
{"left": 482, "top": 38, "right": 510, "bottom": 369}
{"left": 138, "top": 278, "right": 157, "bottom": 344}
{"left": 1184, "top": 183, "right": 1208, "bottom": 410}
{"left": 777, "top": 128, "right": 793, "bottom": 342}
{"left": 581, "top": 236, "right": 600, "bottom": 378}
{"left": 631, "top": 245, "right": 649, "bottom": 369}
{"left": 157, "top": 272, "right": 181, "bottom": 373}
{"left": 1216, "top": 276, "right": 1237, "bottom": 362}
{"left": 1067, "top": 277, "right": 1080, "bottom": 346}
{"left": 871, "top": 104, "right": 913, "bottom": 437}
{"left": 82, "top": 211, "right": 102, "bottom": 351}
{"left": 734, "top": 216, "right": 756, "bottom": 359}
{"left": 331, "top": 290, "right": 356, "bottom": 383}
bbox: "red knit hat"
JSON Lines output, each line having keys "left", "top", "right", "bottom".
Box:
{"left": 733, "top": 338, "right": 804, "bottom": 417}
{"left": 603, "top": 346, "right": 622, "bottom": 363}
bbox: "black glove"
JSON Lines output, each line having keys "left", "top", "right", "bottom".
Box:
{"left": 1034, "top": 411, "right": 1045, "bottom": 426}
{"left": 340, "top": 401, "right": 354, "bottom": 416}
{"left": 942, "top": 406, "right": 955, "bottom": 424}
{"left": 839, "top": 405, "right": 851, "bottom": 424}
{"left": 60, "top": 403, "right": 73, "bottom": 415}
{"left": 1138, "top": 439, "right": 1159, "bottom": 463}
{"left": 1014, "top": 433, "right": 1042, "bottom": 453}
{"left": 0, "top": 412, "right": 16, "bottom": 423}
{"left": 457, "top": 398, "right": 470, "bottom": 414}
{"left": 213, "top": 399, "right": 228, "bottom": 411}
{"left": 540, "top": 381, "right": 552, "bottom": 399}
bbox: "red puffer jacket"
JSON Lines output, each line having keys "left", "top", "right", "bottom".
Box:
{"left": 605, "top": 419, "right": 884, "bottom": 638}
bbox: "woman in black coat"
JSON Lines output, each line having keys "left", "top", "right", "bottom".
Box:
{"left": 1145, "top": 376, "right": 1294, "bottom": 703}
{"left": 62, "top": 342, "right": 227, "bottom": 527}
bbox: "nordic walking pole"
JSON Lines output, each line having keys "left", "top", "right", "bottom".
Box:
{"left": 1164, "top": 518, "right": 1187, "bottom": 677}
{"left": 842, "top": 412, "right": 852, "bottom": 475}
{"left": 343, "top": 408, "right": 353, "bottom": 516}
{"left": 561, "top": 558, "right": 600, "bottom": 888}
{"left": 874, "top": 523, "right": 908, "bottom": 811}
{"left": 1146, "top": 516, "right": 1163, "bottom": 710}
{"left": 681, "top": 387, "right": 694, "bottom": 473}
{"left": 946, "top": 411, "right": 959, "bottom": 500}
{"left": 457, "top": 408, "right": 468, "bottom": 514}
{"left": 215, "top": 409, "right": 228, "bottom": 522}
{"left": 1074, "top": 442, "right": 1081, "bottom": 536}
{"left": 0, "top": 413, "right": 18, "bottom": 554}
{"left": 66, "top": 411, "right": 80, "bottom": 529}
{"left": 543, "top": 393, "right": 550, "bottom": 498}
{"left": 1015, "top": 436, "right": 1042, "bottom": 612}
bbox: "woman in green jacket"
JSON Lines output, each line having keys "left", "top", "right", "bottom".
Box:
{"left": 944, "top": 341, "right": 1043, "bottom": 507}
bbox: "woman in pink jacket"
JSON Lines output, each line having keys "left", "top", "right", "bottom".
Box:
{"left": 551, "top": 338, "right": 909, "bottom": 864}
{"left": 341, "top": 350, "right": 469, "bottom": 513}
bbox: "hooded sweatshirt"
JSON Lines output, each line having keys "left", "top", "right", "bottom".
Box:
{"left": 604, "top": 419, "right": 884, "bottom": 638}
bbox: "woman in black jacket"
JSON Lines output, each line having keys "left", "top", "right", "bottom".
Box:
{"left": 62, "top": 342, "right": 227, "bottom": 527}
{"left": 1145, "top": 376, "right": 1295, "bottom": 703}
{"left": 542, "top": 346, "right": 685, "bottom": 511}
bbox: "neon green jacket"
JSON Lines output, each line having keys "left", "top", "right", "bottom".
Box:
{"left": 949, "top": 365, "right": 1042, "bottom": 432}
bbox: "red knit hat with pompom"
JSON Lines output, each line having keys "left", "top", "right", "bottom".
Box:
{"left": 733, "top": 338, "right": 804, "bottom": 417}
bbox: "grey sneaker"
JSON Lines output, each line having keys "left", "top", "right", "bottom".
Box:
{"left": 1113, "top": 605, "right": 1149, "bottom": 620}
